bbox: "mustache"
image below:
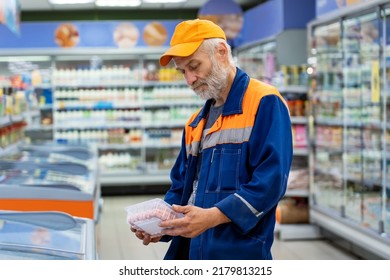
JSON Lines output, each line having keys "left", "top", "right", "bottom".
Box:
{"left": 191, "top": 80, "right": 206, "bottom": 90}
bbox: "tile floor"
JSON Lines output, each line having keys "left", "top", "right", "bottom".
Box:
{"left": 96, "top": 195, "right": 360, "bottom": 260}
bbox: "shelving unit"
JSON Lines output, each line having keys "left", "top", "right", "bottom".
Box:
{"left": 24, "top": 85, "right": 54, "bottom": 142}
{"left": 0, "top": 84, "right": 30, "bottom": 157}
{"left": 0, "top": 55, "right": 53, "bottom": 143}
{"left": 0, "top": 47, "right": 207, "bottom": 188}
{"left": 308, "top": 0, "right": 390, "bottom": 259}
{"left": 0, "top": 48, "right": 203, "bottom": 189}
{"left": 48, "top": 50, "right": 201, "bottom": 188}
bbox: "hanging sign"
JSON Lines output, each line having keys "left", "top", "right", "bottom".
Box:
{"left": 198, "top": 0, "right": 243, "bottom": 46}
{"left": 0, "top": 20, "right": 180, "bottom": 49}
{"left": 0, "top": 0, "right": 20, "bottom": 35}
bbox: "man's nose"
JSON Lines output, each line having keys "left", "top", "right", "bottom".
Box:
{"left": 184, "top": 72, "right": 197, "bottom": 86}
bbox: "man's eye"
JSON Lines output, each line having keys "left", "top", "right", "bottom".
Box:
{"left": 189, "top": 64, "right": 198, "bottom": 71}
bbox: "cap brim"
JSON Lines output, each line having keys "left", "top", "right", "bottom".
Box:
{"left": 159, "top": 40, "right": 203, "bottom": 66}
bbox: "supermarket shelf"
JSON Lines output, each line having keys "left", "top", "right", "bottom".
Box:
{"left": 279, "top": 85, "right": 308, "bottom": 93}
{"left": 55, "top": 104, "right": 141, "bottom": 110}
{"left": 0, "top": 141, "right": 23, "bottom": 157}
{"left": 144, "top": 143, "right": 181, "bottom": 149}
{"left": 100, "top": 170, "right": 171, "bottom": 186}
{"left": 23, "top": 110, "right": 40, "bottom": 119}
{"left": 53, "top": 82, "right": 142, "bottom": 88}
{"left": 40, "top": 104, "right": 53, "bottom": 110}
{"left": 285, "top": 188, "right": 309, "bottom": 197}
{"left": 293, "top": 148, "right": 308, "bottom": 156}
{"left": 25, "top": 124, "right": 53, "bottom": 131}
{"left": 54, "top": 120, "right": 187, "bottom": 130}
{"left": 274, "top": 223, "right": 322, "bottom": 241}
{"left": 0, "top": 116, "right": 11, "bottom": 127}
{"left": 97, "top": 143, "right": 143, "bottom": 150}
{"left": 143, "top": 80, "right": 187, "bottom": 87}
{"left": 291, "top": 116, "right": 308, "bottom": 124}
{"left": 142, "top": 120, "right": 187, "bottom": 128}
{"left": 314, "top": 118, "right": 343, "bottom": 126}
{"left": 9, "top": 115, "right": 25, "bottom": 123}
{"left": 55, "top": 122, "right": 142, "bottom": 130}
{"left": 143, "top": 99, "right": 204, "bottom": 107}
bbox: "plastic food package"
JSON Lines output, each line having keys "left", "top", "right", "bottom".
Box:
{"left": 126, "top": 198, "right": 184, "bottom": 237}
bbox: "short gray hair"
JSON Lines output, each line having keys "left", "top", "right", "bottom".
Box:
{"left": 199, "top": 38, "right": 235, "bottom": 66}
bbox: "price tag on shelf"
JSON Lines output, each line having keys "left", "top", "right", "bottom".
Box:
{"left": 371, "top": 60, "right": 380, "bottom": 103}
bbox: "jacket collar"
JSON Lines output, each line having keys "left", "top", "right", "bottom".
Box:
{"left": 189, "top": 67, "right": 249, "bottom": 127}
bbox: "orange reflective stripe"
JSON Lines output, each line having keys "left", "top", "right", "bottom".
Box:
{"left": 184, "top": 79, "right": 287, "bottom": 151}
{"left": 185, "top": 108, "right": 204, "bottom": 146}
{"left": 0, "top": 199, "right": 94, "bottom": 219}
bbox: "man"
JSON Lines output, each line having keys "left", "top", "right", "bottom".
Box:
{"left": 131, "top": 19, "right": 293, "bottom": 260}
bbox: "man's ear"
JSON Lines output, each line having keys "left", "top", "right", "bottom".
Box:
{"left": 216, "top": 42, "right": 228, "bottom": 60}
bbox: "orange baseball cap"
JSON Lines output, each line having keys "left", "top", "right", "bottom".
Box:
{"left": 159, "top": 19, "right": 226, "bottom": 66}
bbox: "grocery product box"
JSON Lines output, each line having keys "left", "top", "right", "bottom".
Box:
{"left": 126, "top": 198, "right": 183, "bottom": 237}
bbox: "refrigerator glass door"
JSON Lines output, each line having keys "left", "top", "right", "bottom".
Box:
{"left": 236, "top": 41, "right": 277, "bottom": 84}
{"left": 341, "top": 12, "right": 383, "bottom": 232}
{"left": 311, "top": 21, "right": 344, "bottom": 213}
{"left": 384, "top": 6, "right": 390, "bottom": 237}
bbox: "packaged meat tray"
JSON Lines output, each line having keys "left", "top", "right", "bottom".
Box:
{"left": 126, "top": 198, "right": 184, "bottom": 237}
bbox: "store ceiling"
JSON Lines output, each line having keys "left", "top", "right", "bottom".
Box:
{"left": 18, "top": 0, "right": 262, "bottom": 11}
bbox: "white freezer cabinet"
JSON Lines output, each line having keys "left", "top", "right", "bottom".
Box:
{"left": 0, "top": 143, "right": 101, "bottom": 221}
{"left": 0, "top": 211, "right": 96, "bottom": 260}
{"left": 19, "top": 142, "right": 99, "bottom": 171}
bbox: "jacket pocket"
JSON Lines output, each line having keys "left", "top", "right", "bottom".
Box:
{"left": 206, "top": 148, "right": 241, "bottom": 193}
{"left": 203, "top": 225, "right": 269, "bottom": 260}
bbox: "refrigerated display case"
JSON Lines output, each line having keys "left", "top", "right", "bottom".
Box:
{"left": 308, "top": 0, "right": 390, "bottom": 259}
{"left": 0, "top": 211, "right": 96, "bottom": 260}
{"left": 0, "top": 142, "right": 101, "bottom": 221}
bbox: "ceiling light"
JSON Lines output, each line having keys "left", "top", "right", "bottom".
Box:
{"left": 48, "top": 0, "right": 95, "bottom": 4}
{"left": 143, "top": 0, "right": 187, "bottom": 3}
{"left": 95, "top": 0, "right": 141, "bottom": 7}
{"left": 0, "top": 56, "right": 51, "bottom": 62}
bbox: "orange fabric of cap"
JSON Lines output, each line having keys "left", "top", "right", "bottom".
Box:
{"left": 159, "top": 19, "right": 226, "bottom": 66}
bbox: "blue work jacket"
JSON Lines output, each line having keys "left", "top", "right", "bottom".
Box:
{"left": 162, "top": 68, "right": 293, "bottom": 260}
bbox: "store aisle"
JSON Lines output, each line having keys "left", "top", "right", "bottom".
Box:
{"left": 96, "top": 195, "right": 360, "bottom": 260}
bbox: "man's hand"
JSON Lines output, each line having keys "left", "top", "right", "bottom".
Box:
{"left": 130, "top": 227, "right": 162, "bottom": 245}
{"left": 160, "top": 205, "right": 230, "bottom": 238}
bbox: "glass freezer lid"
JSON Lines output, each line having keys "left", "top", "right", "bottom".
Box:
{"left": 0, "top": 166, "right": 94, "bottom": 193}
{"left": 0, "top": 151, "right": 95, "bottom": 171}
{"left": 20, "top": 144, "right": 95, "bottom": 161}
{"left": 0, "top": 211, "right": 87, "bottom": 260}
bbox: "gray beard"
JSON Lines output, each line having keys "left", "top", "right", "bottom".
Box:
{"left": 193, "top": 60, "right": 229, "bottom": 101}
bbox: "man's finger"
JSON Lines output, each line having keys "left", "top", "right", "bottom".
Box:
{"left": 172, "top": 204, "right": 190, "bottom": 213}
{"left": 142, "top": 234, "right": 151, "bottom": 245}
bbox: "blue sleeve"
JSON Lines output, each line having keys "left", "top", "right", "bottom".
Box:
{"left": 164, "top": 128, "right": 187, "bottom": 206}
{"left": 215, "top": 95, "right": 293, "bottom": 234}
